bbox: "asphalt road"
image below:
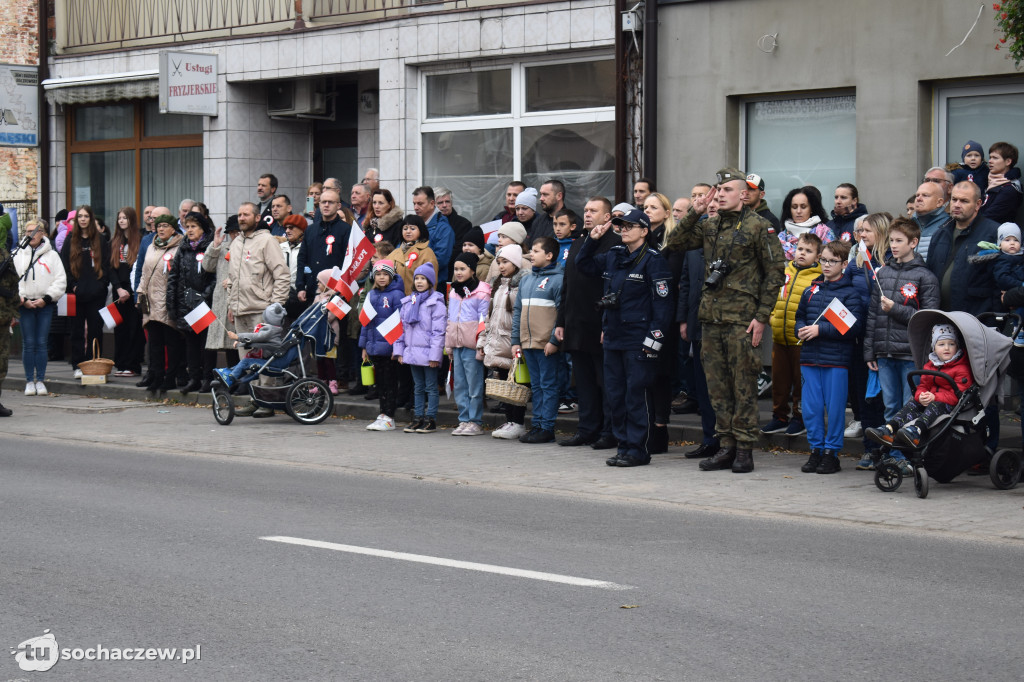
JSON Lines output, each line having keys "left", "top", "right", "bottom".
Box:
{"left": 3, "top": 437, "right": 1023, "bottom": 681}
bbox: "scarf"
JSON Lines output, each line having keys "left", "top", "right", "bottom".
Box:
{"left": 928, "top": 348, "right": 963, "bottom": 367}
{"left": 405, "top": 287, "right": 432, "bottom": 324}
{"left": 784, "top": 215, "right": 823, "bottom": 237}
{"left": 455, "top": 276, "right": 479, "bottom": 299}
{"left": 154, "top": 236, "right": 170, "bottom": 248}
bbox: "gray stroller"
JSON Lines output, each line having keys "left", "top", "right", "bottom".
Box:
{"left": 873, "top": 310, "right": 1021, "bottom": 498}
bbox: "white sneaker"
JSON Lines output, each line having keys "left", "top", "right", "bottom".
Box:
{"left": 460, "top": 422, "right": 485, "bottom": 436}
{"left": 73, "top": 368, "right": 83, "bottom": 379}
{"left": 492, "top": 422, "right": 526, "bottom": 440}
{"left": 35, "top": 381, "right": 47, "bottom": 395}
{"left": 377, "top": 415, "right": 396, "bottom": 431}
{"left": 366, "top": 414, "right": 389, "bottom": 431}
{"left": 451, "top": 422, "right": 469, "bottom": 435}
{"left": 24, "top": 382, "right": 36, "bottom": 396}
{"left": 844, "top": 420, "right": 863, "bottom": 438}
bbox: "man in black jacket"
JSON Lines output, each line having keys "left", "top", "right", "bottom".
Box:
{"left": 296, "top": 188, "right": 352, "bottom": 303}
{"left": 554, "top": 196, "right": 620, "bottom": 449}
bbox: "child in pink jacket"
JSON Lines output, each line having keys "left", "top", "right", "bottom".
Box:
{"left": 445, "top": 253, "right": 492, "bottom": 436}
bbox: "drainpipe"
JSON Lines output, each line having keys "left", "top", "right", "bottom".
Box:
{"left": 614, "top": 0, "right": 626, "bottom": 203}
{"left": 37, "top": 0, "right": 49, "bottom": 220}
{"left": 642, "top": 0, "right": 657, "bottom": 183}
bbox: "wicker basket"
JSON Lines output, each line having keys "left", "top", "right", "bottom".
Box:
{"left": 485, "top": 356, "right": 531, "bottom": 407}
{"left": 79, "top": 339, "right": 114, "bottom": 376}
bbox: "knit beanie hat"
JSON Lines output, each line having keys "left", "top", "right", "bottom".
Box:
{"left": 612, "top": 202, "right": 636, "bottom": 215}
{"left": 931, "top": 323, "right": 957, "bottom": 349}
{"left": 183, "top": 211, "right": 212, "bottom": 234}
{"left": 263, "top": 302, "right": 286, "bottom": 327}
{"left": 497, "top": 244, "right": 523, "bottom": 269}
{"left": 373, "top": 259, "right": 398, "bottom": 280}
{"left": 455, "top": 252, "right": 479, "bottom": 272}
{"left": 153, "top": 214, "right": 176, "bottom": 229}
{"left": 962, "top": 140, "right": 984, "bottom": 162}
{"left": 413, "top": 261, "right": 437, "bottom": 287}
{"left": 463, "top": 226, "right": 485, "bottom": 251}
{"left": 224, "top": 215, "right": 240, "bottom": 233}
{"left": 282, "top": 214, "right": 308, "bottom": 232}
{"left": 998, "top": 222, "right": 1021, "bottom": 245}
{"left": 514, "top": 188, "right": 538, "bottom": 211}
{"left": 497, "top": 221, "right": 527, "bottom": 245}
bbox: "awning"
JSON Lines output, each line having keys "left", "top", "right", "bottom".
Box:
{"left": 42, "top": 69, "right": 159, "bottom": 105}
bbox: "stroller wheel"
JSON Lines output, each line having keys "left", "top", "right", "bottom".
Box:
{"left": 989, "top": 449, "right": 1022, "bottom": 490}
{"left": 874, "top": 461, "right": 903, "bottom": 493}
{"left": 285, "top": 378, "right": 334, "bottom": 425}
{"left": 914, "top": 465, "right": 929, "bottom": 499}
{"left": 212, "top": 387, "right": 235, "bottom": 426}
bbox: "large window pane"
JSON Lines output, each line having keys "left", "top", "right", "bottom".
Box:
{"left": 945, "top": 92, "right": 1024, "bottom": 165}
{"left": 426, "top": 70, "right": 511, "bottom": 118}
{"left": 75, "top": 104, "right": 133, "bottom": 141}
{"left": 525, "top": 60, "right": 615, "bottom": 112}
{"left": 423, "top": 128, "right": 513, "bottom": 224}
{"left": 141, "top": 147, "right": 203, "bottom": 210}
{"left": 70, "top": 150, "right": 134, "bottom": 221}
{"left": 144, "top": 100, "right": 203, "bottom": 136}
{"left": 521, "top": 122, "right": 615, "bottom": 213}
{"left": 745, "top": 96, "right": 856, "bottom": 217}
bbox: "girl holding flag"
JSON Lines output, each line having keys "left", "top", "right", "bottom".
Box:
{"left": 359, "top": 259, "right": 405, "bottom": 431}
{"left": 167, "top": 211, "right": 216, "bottom": 394}
{"left": 793, "top": 239, "right": 867, "bottom": 474}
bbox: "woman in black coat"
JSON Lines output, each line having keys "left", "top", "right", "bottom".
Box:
{"left": 167, "top": 212, "right": 216, "bottom": 393}
{"left": 59, "top": 204, "right": 112, "bottom": 377}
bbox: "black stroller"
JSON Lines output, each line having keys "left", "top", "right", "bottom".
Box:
{"left": 210, "top": 301, "right": 335, "bottom": 426}
{"left": 873, "top": 310, "right": 1021, "bottom": 498}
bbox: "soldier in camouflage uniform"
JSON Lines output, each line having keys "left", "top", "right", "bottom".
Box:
{"left": 0, "top": 222, "right": 22, "bottom": 416}
{"left": 663, "top": 168, "right": 785, "bottom": 472}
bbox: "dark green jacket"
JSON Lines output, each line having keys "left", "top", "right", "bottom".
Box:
{"left": 0, "top": 246, "right": 20, "bottom": 322}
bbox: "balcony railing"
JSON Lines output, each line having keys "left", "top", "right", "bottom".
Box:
{"left": 54, "top": 0, "right": 476, "bottom": 54}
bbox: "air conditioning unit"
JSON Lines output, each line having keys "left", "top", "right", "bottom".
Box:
{"left": 267, "top": 80, "right": 327, "bottom": 116}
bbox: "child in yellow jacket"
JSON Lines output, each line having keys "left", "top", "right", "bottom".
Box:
{"left": 763, "top": 232, "right": 823, "bottom": 436}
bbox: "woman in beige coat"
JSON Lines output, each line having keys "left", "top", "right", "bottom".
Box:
{"left": 136, "top": 215, "right": 184, "bottom": 392}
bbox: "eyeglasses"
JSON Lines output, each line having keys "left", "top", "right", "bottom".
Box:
{"left": 320, "top": 200, "right": 339, "bottom": 205}
{"left": 819, "top": 258, "right": 843, "bottom": 266}
{"left": 614, "top": 223, "right": 642, "bottom": 232}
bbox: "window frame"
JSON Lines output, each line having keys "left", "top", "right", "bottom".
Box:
{"left": 934, "top": 80, "right": 1024, "bottom": 166}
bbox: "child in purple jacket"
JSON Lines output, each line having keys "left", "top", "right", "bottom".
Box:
{"left": 393, "top": 262, "right": 446, "bottom": 433}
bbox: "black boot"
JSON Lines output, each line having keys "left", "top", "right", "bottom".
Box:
{"left": 685, "top": 440, "right": 719, "bottom": 459}
{"left": 801, "top": 448, "right": 823, "bottom": 473}
{"left": 180, "top": 379, "right": 202, "bottom": 394}
{"left": 732, "top": 448, "right": 754, "bottom": 473}
{"left": 199, "top": 380, "right": 212, "bottom": 393}
{"left": 0, "top": 401, "right": 11, "bottom": 417}
{"left": 146, "top": 375, "right": 164, "bottom": 393}
{"left": 136, "top": 373, "right": 154, "bottom": 388}
{"left": 816, "top": 449, "right": 841, "bottom": 474}
{"left": 699, "top": 446, "right": 737, "bottom": 471}
{"left": 159, "top": 375, "right": 178, "bottom": 392}
{"left": 648, "top": 424, "right": 670, "bottom": 454}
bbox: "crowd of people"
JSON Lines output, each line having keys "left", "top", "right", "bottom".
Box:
{"left": 1, "top": 140, "right": 1022, "bottom": 474}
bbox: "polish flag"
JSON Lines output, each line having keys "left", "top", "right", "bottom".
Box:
{"left": 480, "top": 218, "right": 502, "bottom": 242}
{"left": 99, "top": 302, "right": 123, "bottom": 329}
{"left": 341, "top": 224, "right": 375, "bottom": 284}
{"left": 325, "top": 266, "right": 343, "bottom": 291}
{"left": 334, "top": 276, "right": 357, "bottom": 302}
{"left": 57, "top": 293, "right": 76, "bottom": 316}
{"left": 185, "top": 301, "right": 217, "bottom": 333}
{"left": 476, "top": 314, "right": 486, "bottom": 339}
{"left": 326, "top": 295, "right": 351, "bottom": 319}
{"left": 378, "top": 309, "right": 404, "bottom": 344}
{"left": 823, "top": 297, "right": 857, "bottom": 335}
{"left": 359, "top": 296, "right": 377, "bottom": 326}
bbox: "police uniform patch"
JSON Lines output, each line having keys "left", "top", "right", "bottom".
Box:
{"left": 655, "top": 280, "right": 669, "bottom": 297}
{"left": 652, "top": 329, "right": 663, "bottom": 339}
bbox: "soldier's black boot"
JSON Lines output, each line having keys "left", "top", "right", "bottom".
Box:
{"left": 699, "top": 445, "right": 736, "bottom": 471}
{"left": 731, "top": 448, "right": 754, "bottom": 473}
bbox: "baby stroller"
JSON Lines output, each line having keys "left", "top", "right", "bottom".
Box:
{"left": 874, "top": 310, "right": 1021, "bottom": 498}
{"left": 210, "top": 301, "right": 335, "bottom": 426}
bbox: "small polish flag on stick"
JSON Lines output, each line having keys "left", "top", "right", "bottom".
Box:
{"left": 326, "top": 266, "right": 343, "bottom": 291}
{"left": 185, "top": 301, "right": 217, "bottom": 333}
{"left": 57, "top": 293, "right": 76, "bottom": 316}
{"left": 378, "top": 309, "right": 404, "bottom": 344}
{"left": 476, "top": 314, "right": 486, "bottom": 339}
{"left": 326, "top": 295, "right": 351, "bottom": 319}
{"left": 99, "top": 302, "right": 123, "bottom": 329}
{"left": 359, "top": 296, "right": 377, "bottom": 326}
{"left": 334, "top": 276, "right": 357, "bottom": 302}
{"left": 818, "top": 297, "right": 857, "bottom": 335}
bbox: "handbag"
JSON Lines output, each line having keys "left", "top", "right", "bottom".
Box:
{"left": 136, "top": 293, "right": 150, "bottom": 314}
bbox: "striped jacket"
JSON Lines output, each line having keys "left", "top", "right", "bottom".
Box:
{"left": 512, "top": 262, "right": 563, "bottom": 349}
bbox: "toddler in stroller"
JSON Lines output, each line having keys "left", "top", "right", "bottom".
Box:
{"left": 866, "top": 323, "right": 973, "bottom": 449}
{"left": 214, "top": 302, "right": 287, "bottom": 391}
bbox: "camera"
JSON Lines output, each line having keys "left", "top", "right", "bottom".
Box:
{"left": 704, "top": 259, "right": 730, "bottom": 289}
{"left": 596, "top": 292, "right": 620, "bottom": 310}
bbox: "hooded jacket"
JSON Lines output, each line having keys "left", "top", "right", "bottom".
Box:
{"left": 236, "top": 302, "right": 286, "bottom": 350}
{"left": 794, "top": 267, "right": 867, "bottom": 367}
{"left": 826, "top": 203, "right": 868, "bottom": 243}
{"left": 913, "top": 205, "right": 949, "bottom": 261}
{"left": 137, "top": 233, "right": 184, "bottom": 327}
{"left": 358, "top": 276, "right": 405, "bottom": 356}
{"left": 925, "top": 213, "right": 1000, "bottom": 315}
{"left": 227, "top": 226, "right": 291, "bottom": 317}
{"left": 916, "top": 353, "right": 973, "bottom": 406}
{"left": 368, "top": 207, "right": 404, "bottom": 248}
{"left": 445, "top": 279, "right": 492, "bottom": 352}
{"left": 981, "top": 179, "right": 1024, "bottom": 224}
{"left": 16, "top": 238, "right": 67, "bottom": 303}
{"left": 771, "top": 260, "right": 822, "bottom": 346}
{"left": 512, "top": 261, "right": 563, "bottom": 350}
{"left": 167, "top": 231, "right": 216, "bottom": 332}
{"left": 864, "top": 253, "right": 940, "bottom": 362}
{"left": 479, "top": 269, "right": 524, "bottom": 369}
{"left": 392, "top": 288, "right": 446, "bottom": 367}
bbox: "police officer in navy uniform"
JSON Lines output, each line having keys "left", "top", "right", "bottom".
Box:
{"left": 576, "top": 208, "right": 674, "bottom": 467}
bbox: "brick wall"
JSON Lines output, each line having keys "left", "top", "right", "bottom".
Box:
{"left": 0, "top": 0, "right": 40, "bottom": 203}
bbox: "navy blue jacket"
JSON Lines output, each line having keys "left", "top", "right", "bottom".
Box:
{"left": 981, "top": 180, "right": 1023, "bottom": 224}
{"left": 794, "top": 267, "right": 867, "bottom": 367}
{"left": 575, "top": 236, "right": 674, "bottom": 353}
{"left": 358, "top": 277, "right": 405, "bottom": 356}
{"left": 296, "top": 214, "right": 352, "bottom": 299}
{"left": 676, "top": 248, "right": 705, "bottom": 342}
{"left": 825, "top": 203, "right": 868, "bottom": 243}
{"left": 924, "top": 213, "right": 1000, "bottom": 315}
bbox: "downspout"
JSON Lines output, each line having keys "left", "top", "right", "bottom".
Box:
{"left": 642, "top": 0, "right": 657, "bottom": 183}
{"left": 614, "top": 0, "right": 626, "bottom": 203}
{"left": 37, "top": 0, "right": 49, "bottom": 221}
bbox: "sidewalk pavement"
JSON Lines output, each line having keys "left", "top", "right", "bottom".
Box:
{"left": 3, "top": 364, "right": 1024, "bottom": 543}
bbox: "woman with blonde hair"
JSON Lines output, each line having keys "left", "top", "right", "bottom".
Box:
{"left": 643, "top": 192, "right": 676, "bottom": 247}
{"left": 15, "top": 219, "right": 66, "bottom": 395}
{"left": 59, "top": 204, "right": 112, "bottom": 378}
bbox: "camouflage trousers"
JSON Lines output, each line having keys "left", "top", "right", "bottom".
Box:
{"left": 701, "top": 322, "right": 762, "bottom": 448}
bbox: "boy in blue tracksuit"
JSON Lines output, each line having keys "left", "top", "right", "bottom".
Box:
{"left": 794, "top": 240, "right": 866, "bottom": 474}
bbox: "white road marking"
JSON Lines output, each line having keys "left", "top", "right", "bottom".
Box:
{"left": 260, "top": 536, "right": 633, "bottom": 590}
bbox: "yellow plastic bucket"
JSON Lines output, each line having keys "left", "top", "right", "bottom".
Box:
{"left": 360, "top": 360, "right": 375, "bottom": 386}
{"left": 514, "top": 357, "right": 530, "bottom": 384}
